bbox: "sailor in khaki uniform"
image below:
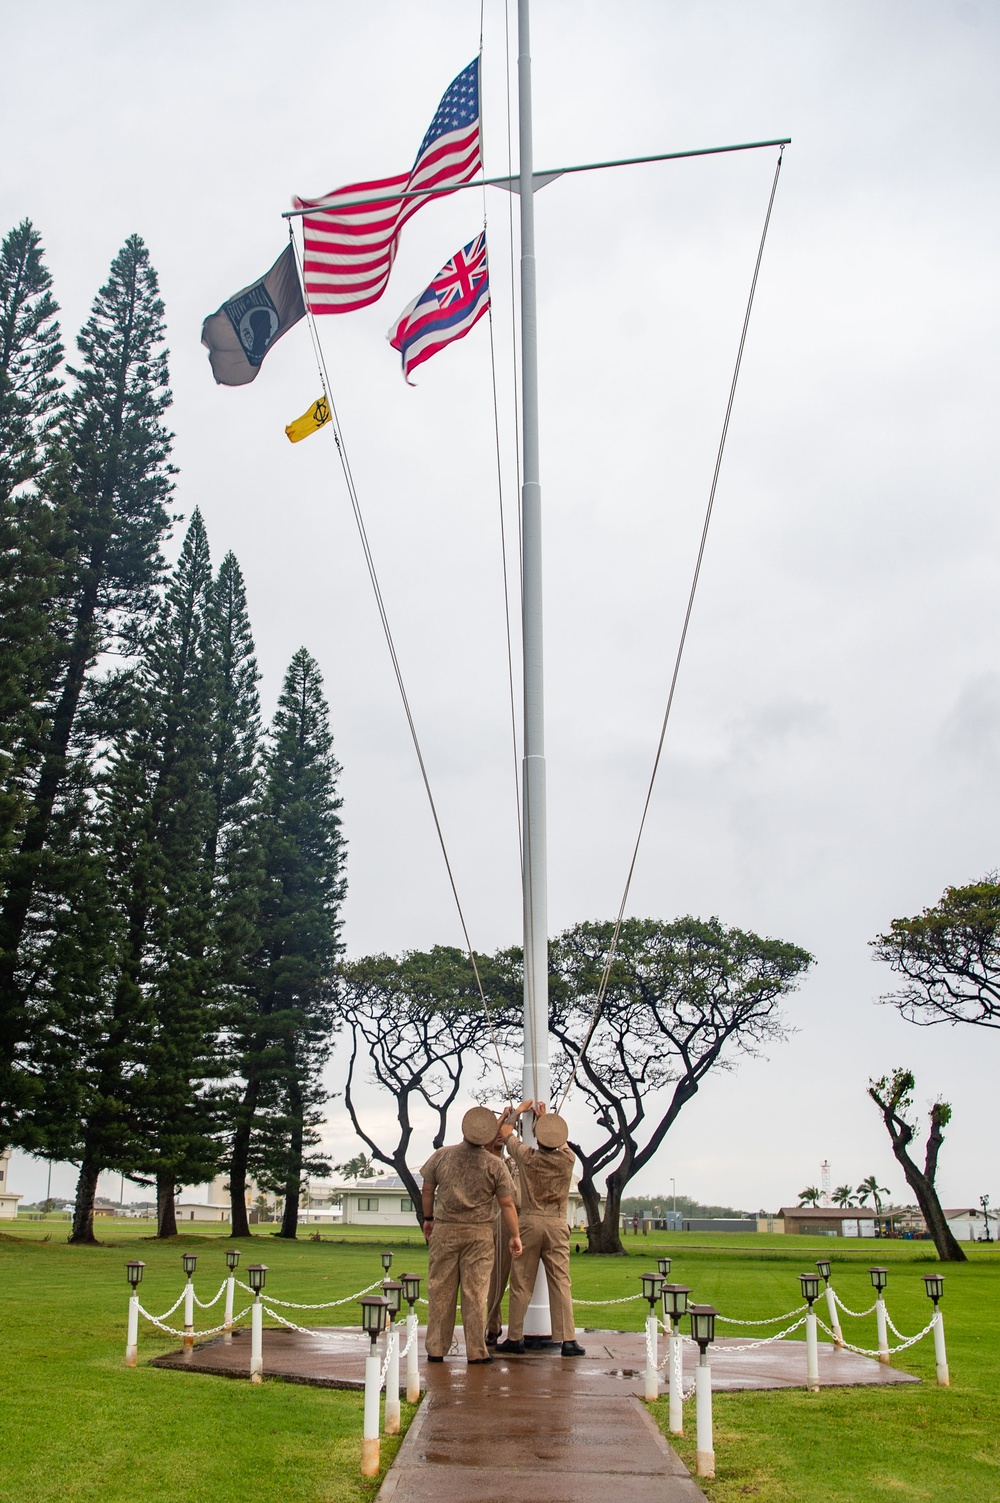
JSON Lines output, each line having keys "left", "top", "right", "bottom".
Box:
{"left": 420, "top": 1106, "right": 522, "bottom": 1364}
{"left": 486, "top": 1107, "right": 520, "bottom": 1344}
{"left": 497, "top": 1101, "right": 586, "bottom": 1356}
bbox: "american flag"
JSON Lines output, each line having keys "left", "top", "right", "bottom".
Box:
{"left": 387, "top": 232, "right": 490, "bottom": 384}
{"left": 293, "top": 59, "right": 481, "bottom": 316}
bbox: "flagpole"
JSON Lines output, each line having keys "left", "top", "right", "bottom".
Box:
{"left": 517, "top": 0, "right": 553, "bottom": 1341}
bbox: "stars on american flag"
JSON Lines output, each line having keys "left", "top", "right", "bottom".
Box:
{"left": 415, "top": 58, "right": 480, "bottom": 163}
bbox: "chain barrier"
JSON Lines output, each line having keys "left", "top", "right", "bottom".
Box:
{"left": 261, "top": 1306, "right": 369, "bottom": 1341}
{"left": 709, "top": 1316, "right": 808, "bottom": 1353}
{"left": 143, "top": 1291, "right": 187, "bottom": 1323}
{"left": 137, "top": 1302, "right": 254, "bottom": 1339}
{"left": 833, "top": 1293, "right": 878, "bottom": 1319}
{"left": 263, "top": 1280, "right": 383, "bottom": 1310}
{"left": 193, "top": 1280, "right": 228, "bottom": 1310}
{"left": 815, "top": 1312, "right": 938, "bottom": 1358}
{"left": 573, "top": 1293, "right": 646, "bottom": 1307}
{"left": 715, "top": 1304, "right": 806, "bottom": 1326}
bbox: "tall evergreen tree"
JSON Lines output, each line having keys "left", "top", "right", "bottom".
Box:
{"left": 0, "top": 221, "right": 66, "bottom": 887}
{"left": 0, "top": 235, "right": 173, "bottom": 1129}
{"left": 231, "top": 649, "right": 345, "bottom": 1239}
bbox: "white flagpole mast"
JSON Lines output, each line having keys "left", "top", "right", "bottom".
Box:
{"left": 517, "top": 0, "right": 553, "bottom": 1338}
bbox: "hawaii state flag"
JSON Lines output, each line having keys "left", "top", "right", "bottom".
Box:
{"left": 294, "top": 59, "right": 481, "bottom": 315}
{"left": 387, "top": 231, "right": 489, "bottom": 383}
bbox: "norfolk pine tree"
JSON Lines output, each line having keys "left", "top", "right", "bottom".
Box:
{"left": 0, "top": 236, "right": 173, "bottom": 1129}
{"left": 238, "top": 649, "right": 345, "bottom": 1240}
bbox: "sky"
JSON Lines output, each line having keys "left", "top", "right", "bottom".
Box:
{"left": 4, "top": 0, "right": 999, "bottom": 1215}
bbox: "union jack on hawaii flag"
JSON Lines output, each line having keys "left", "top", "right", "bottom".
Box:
{"left": 293, "top": 59, "right": 481, "bottom": 315}
{"left": 387, "top": 232, "right": 490, "bottom": 384}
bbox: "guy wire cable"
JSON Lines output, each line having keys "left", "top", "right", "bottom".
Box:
{"left": 555, "top": 146, "right": 786, "bottom": 1113}
{"left": 288, "top": 225, "right": 512, "bottom": 1100}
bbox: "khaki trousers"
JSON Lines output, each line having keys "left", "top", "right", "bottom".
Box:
{"left": 486, "top": 1214, "right": 511, "bottom": 1339}
{"left": 426, "top": 1222, "right": 495, "bottom": 1362}
{"left": 506, "top": 1214, "right": 576, "bottom": 1342}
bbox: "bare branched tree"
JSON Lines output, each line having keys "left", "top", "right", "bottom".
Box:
{"left": 868, "top": 1068, "right": 966, "bottom": 1262}
{"left": 872, "top": 879, "right": 1000, "bottom": 1029}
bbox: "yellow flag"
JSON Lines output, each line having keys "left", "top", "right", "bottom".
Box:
{"left": 285, "top": 395, "right": 331, "bottom": 443}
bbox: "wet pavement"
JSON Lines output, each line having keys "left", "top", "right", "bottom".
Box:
{"left": 150, "top": 1327, "right": 919, "bottom": 1503}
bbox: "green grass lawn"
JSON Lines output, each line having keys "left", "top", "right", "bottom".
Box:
{"left": 1, "top": 1221, "right": 997, "bottom": 1501}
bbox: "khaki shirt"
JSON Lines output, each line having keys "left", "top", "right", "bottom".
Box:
{"left": 420, "top": 1142, "right": 516, "bottom": 1225}
{"left": 507, "top": 1134, "right": 574, "bottom": 1220}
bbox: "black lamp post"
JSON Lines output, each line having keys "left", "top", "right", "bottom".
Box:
{"left": 798, "top": 1272, "right": 821, "bottom": 1307}
{"left": 640, "top": 1271, "right": 664, "bottom": 1309}
{"left": 869, "top": 1266, "right": 888, "bottom": 1294}
{"left": 381, "top": 1250, "right": 393, "bottom": 1273}
{"left": 400, "top": 1272, "right": 421, "bottom": 1310}
{"left": 360, "top": 1294, "right": 390, "bottom": 1352}
{"left": 181, "top": 1252, "right": 197, "bottom": 1279}
{"left": 661, "top": 1282, "right": 691, "bottom": 1333}
{"left": 657, "top": 1256, "right": 672, "bottom": 1278}
{"left": 125, "top": 1259, "right": 145, "bottom": 1290}
{"left": 225, "top": 1248, "right": 240, "bottom": 1272}
{"left": 382, "top": 1279, "right": 402, "bottom": 1322}
{"left": 247, "top": 1263, "right": 268, "bottom": 1295}
{"left": 815, "top": 1258, "right": 831, "bottom": 1284}
{"left": 689, "top": 1304, "right": 718, "bottom": 1362}
{"left": 923, "top": 1273, "right": 945, "bottom": 1306}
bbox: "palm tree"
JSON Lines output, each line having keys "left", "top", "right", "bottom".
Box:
{"left": 798, "top": 1186, "right": 822, "bottom": 1207}
{"left": 856, "top": 1175, "right": 890, "bottom": 1215}
{"left": 832, "top": 1184, "right": 855, "bottom": 1208}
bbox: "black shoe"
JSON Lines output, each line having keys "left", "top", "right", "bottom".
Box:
{"left": 561, "top": 1340, "right": 586, "bottom": 1357}
{"left": 495, "top": 1338, "right": 525, "bottom": 1354}
{"left": 467, "top": 1355, "right": 494, "bottom": 1364}
{"left": 486, "top": 1331, "right": 499, "bottom": 1346}
{"left": 426, "top": 1355, "right": 444, "bottom": 1363}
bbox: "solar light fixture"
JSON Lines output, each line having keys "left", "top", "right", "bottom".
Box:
{"left": 923, "top": 1274, "right": 945, "bottom": 1305}
{"left": 689, "top": 1303, "right": 718, "bottom": 1355}
{"left": 661, "top": 1283, "right": 691, "bottom": 1324}
{"left": 815, "top": 1258, "right": 831, "bottom": 1283}
{"left": 360, "top": 1294, "right": 390, "bottom": 1346}
{"left": 869, "top": 1266, "right": 888, "bottom": 1294}
{"left": 125, "top": 1259, "right": 145, "bottom": 1290}
{"left": 799, "top": 1273, "right": 821, "bottom": 1306}
{"left": 657, "top": 1256, "right": 672, "bottom": 1277}
{"left": 181, "top": 1253, "right": 198, "bottom": 1278}
{"left": 382, "top": 1279, "right": 403, "bottom": 1318}
{"left": 225, "top": 1249, "right": 241, "bottom": 1272}
{"left": 247, "top": 1263, "right": 268, "bottom": 1294}
{"left": 400, "top": 1272, "right": 421, "bottom": 1308}
{"left": 380, "top": 1250, "right": 393, "bottom": 1272}
{"left": 640, "top": 1271, "right": 664, "bottom": 1307}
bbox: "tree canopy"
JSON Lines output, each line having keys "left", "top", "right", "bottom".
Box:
{"left": 872, "top": 878, "right": 1000, "bottom": 1030}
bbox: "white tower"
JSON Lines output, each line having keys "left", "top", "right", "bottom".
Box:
{"left": 820, "top": 1159, "right": 831, "bottom": 1207}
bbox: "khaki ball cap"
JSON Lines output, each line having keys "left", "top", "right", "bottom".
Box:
{"left": 462, "top": 1106, "right": 500, "bottom": 1146}
{"left": 535, "top": 1112, "right": 569, "bottom": 1148}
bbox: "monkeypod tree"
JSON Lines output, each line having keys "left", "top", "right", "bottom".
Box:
{"left": 545, "top": 916, "right": 813, "bottom": 1255}
{"left": 872, "top": 879, "right": 1000, "bottom": 1030}
{"left": 337, "top": 946, "right": 518, "bottom": 1218}
{"left": 868, "top": 1070, "right": 966, "bottom": 1262}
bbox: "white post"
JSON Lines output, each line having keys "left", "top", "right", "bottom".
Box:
{"left": 932, "top": 1310, "right": 949, "bottom": 1387}
{"left": 805, "top": 1307, "right": 820, "bottom": 1392}
{"left": 183, "top": 1279, "right": 195, "bottom": 1352}
{"left": 250, "top": 1296, "right": 263, "bottom": 1383}
{"left": 875, "top": 1296, "right": 889, "bottom": 1364}
{"left": 361, "top": 1344, "right": 381, "bottom": 1477}
{"left": 125, "top": 1293, "right": 139, "bottom": 1367}
{"left": 644, "top": 1310, "right": 659, "bottom": 1401}
{"left": 224, "top": 1274, "right": 235, "bottom": 1343}
{"left": 825, "top": 1282, "right": 843, "bottom": 1347}
{"left": 517, "top": 0, "right": 553, "bottom": 1351}
{"left": 385, "top": 1322, "right": 400, "bottom": 1435}
{"left": 668, "top": 1327, "right": 683, "bottom": 1434}
{"left": 405, "top": 1309, "right": 420, "bottom": 1404}
{"left": 695, "top": 1359, "right": 715, "bottom": 1479}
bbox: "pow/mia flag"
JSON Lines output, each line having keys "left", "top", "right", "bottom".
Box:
{"left": 202, "top": 244, "right": 306, "bottom": 386}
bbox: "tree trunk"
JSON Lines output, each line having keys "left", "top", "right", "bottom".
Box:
{"left": 157, "top": 1173, "right": 178, "bottom": 1237}
{"left": 68, "top": 1157, "right": 101, "bottom": 1244}
{"left": 888, "top": 1143, "right": 966, "bottom": 1262}
{"left": 870, "top": 1085, "right": 967, "bottom": 1263}
{"left": 575, "top": 1154, "right": 627, "bottom": 1254}
{"left": 228, "top": 1074, "right": 258, "bottom": 1238}
{"left": 277, "top": 1069, "right": 303, "bottom": 1240}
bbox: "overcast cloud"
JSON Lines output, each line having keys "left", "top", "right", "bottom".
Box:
{"left": 4, "top": 0, "right": 999, "bottom": 1214}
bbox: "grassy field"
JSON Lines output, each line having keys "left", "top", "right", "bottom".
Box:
{"left": 1, "top": 1221, "right": 997, "bottom": 1502}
